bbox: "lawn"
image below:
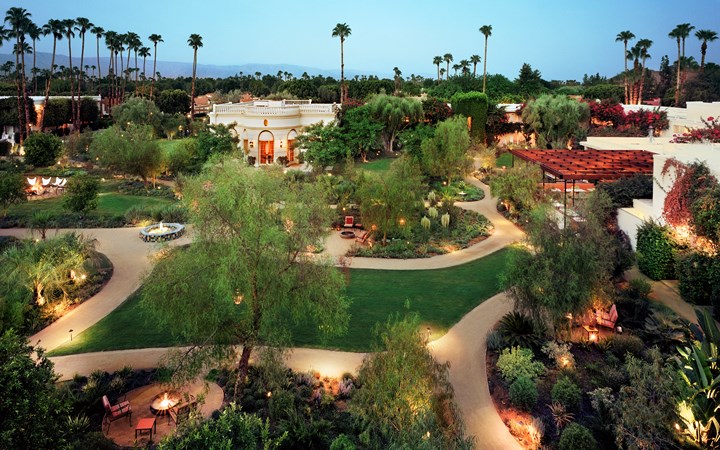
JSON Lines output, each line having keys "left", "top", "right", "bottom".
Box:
{"left": 49, "top": 248, "right": 509, "bottom": 355}
{"left": 158, "top": 138, "right": 193, "bottom": 158}
{"left": 496, "top": 152, "right": 514, "bottom": 168}
{"left": 358, "top": 157, "right": 394, "bottom": 173}
{"left": 7, "top": 192, "right": 173, "bottom": 219}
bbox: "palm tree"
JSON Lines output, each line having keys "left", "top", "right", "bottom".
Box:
{"left": 5, "top": 7, "right": 32, "bottom": 139}
{"left": 452, "top": 63, "right": 460, "bottom": 77}
{"left": 187, "top": 33, "right": 203, "bottom": 120}
{"left": 459, "top": 59, "right": 470, "bottom": 76}
{"left": 439, "top": 67, "right": 446, "bottom": 80}
{"left": 27, "top": 21, "right": 40, "bottom": 94}
{"left": 479, "top": 25, "right": 492, "bottom": 92}
{"left": 331, "top": 23, "right": 351, "bottom": 103}
{"left": 148, "top": 33, "right": 163, "bottom": 98}
{"left": 393, "top": 66, "right": 402, "bottom": 93}
{"left": 61, "top": 19, "right": 76, "bottom": 128}
{"left": 470, "top": 54, "right": 481, "bottom": 77}
{"left": 138, "top": 46, "right": 150, "bottom": 95}
{"left": 40, "top": 20, "right": 63, "bottom": 129}
{"left": 91, "top": 26, "right": 104, "bottom": 96}
{"left": 670, "top": 23, "right": 694, "bottom": 105}
{"left": 626, "top": 45, "right": 642, "bottom": 104}
{"left": 443, "top": 53, "right": 453, "bottom": 80}
{"left": 122, "top": 32, "right": 139, "bottom": 100}
{"left": 637, "top": 39, "right": 652, "bottom": 105}
{"left": 695, "top": 29, "right": 718, "bottom": 72}
{"left": 616, "top": 30, "right": 635, "bottom": 104}
{"left": 432, "top": 56, "right": 443, "bottom": 83}
{"left": 74, "top": 17, "right": 92, "bottom": 128}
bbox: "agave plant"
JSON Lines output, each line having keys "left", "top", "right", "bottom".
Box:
{"left": 499, "top": 311, "right": 547, "bottom": 349}
{"left": 547, "top": 401, "right": 574, "bottom": 433}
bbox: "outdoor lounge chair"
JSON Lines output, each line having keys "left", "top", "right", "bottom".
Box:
{"left": 596, "top": 304, "right": 618, "bottom": 329}
{"left": 56, "top": 178, "right": 67, "bottom": 191}
{"left": 26, "top": 177, "right": 36, "bottom": 186}
{"left": 169, "top": 398, "right": 197, "bottom": 426}
{"left": 41, "top": 177, "right": 52, "bottom": 187}
{"left": 102, "top": 395, "right": 132, "bottom": 433}
{"left": 344, "top": 216, "right": 354, "bottom": 228}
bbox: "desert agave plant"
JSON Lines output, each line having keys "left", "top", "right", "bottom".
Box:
{"left": 547, "top": 402, "right": 574, "bottom": 433}
{"left": 499, "top": 311, "right": 547, "bottom": 349}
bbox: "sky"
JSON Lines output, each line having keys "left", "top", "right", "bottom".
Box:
{"left": 9, "top": 0, "right": 720, "bottom": 80}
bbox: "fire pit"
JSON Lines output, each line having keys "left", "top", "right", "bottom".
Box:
{"left": 150, "top": 391, "right": 180, "bottom": 416}
{"left": 139, "top": 221, "right": 185, "bottom": 243}
{"left": 340, "top": 230, "right": 356, "bottom": 239}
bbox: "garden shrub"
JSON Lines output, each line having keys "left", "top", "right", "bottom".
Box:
{"left": 499, "top": 311, "right": 546, "bottom": 349}
{"left": 692, "top": 184, "right": 720, "bottom": 244}
{"left": 496, "top": 346, "right": 545, "bottom": 383}
{"left": 159, "top": 205, "right": 188, "bottom": 223}
{"left": 596, "top": 175, "right": 653, "bottom": 208}
{"left": 450, "top": 91, "right": 488, "bottom": 143}
{"left": 23, "top": 132, "right": 64, "bottom": 167}
{"left": 124, "top": 205, "right": 154, "bottom": 225}
{"left": 330, "top": 434, "right": 356, "bottom": 450}
{"left": 551, "top": 376, "right": 582, "bottom": 412}
{"left": 559, "top": 423, "right": 597, "bottom": 450}
{"left": 675, "top": 250, "right": 720, "bottom": 305}
{"left": 486, "top": 330, "right": 506, "bottom": 352}
{"left": 63, "top": 175, "right": 100, "bottom": 214}
{"left": 627, "top": 278, "right": 652, "bottom": 299}
{"left": 636, "top": 221, "right": 677, "bottom": 280}
{"left": 509, "top": 376, "right": 538, "bottom": 411}
{"left": 542, "top": 341, "right": 575, "bottom": 369}
{"left": 609, "top": 334, "right": 644, "bottom": 358}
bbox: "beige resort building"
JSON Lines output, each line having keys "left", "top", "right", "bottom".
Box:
{"left": 207, "top": 99, "right": 339, "bottom": 166}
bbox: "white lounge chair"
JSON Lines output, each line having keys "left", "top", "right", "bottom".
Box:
{"left": 57, "top": 178, "right": 67, "bottom": 191}
{"left": 52, "top": 177, "right": 63, "bottom": 187}
{"left": 27, "top": 177, "right": 37, "bottom": 185}
{"left": 41, "top": 177, "right": 52, "bottom": 187}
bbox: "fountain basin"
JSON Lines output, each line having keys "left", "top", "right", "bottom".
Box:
{"left": 139, "top": 222, "right": 185, "bottom": 243}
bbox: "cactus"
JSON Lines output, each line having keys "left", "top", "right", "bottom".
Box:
{"left": 421, "top": 216, "right": 431, "bottom": 230}
{"left": 441, "top": 213, "right": 451, "bottom": 228}
{"left": 428, "top": 207, "right": 438, "bottom": 219}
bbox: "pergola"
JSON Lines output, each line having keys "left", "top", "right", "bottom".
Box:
{"left": 508, "top": 149, "right": 655, "bottom": 225}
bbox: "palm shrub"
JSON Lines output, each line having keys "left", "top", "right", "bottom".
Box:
{"left": 558, "top": 423, "right": 597, "bottom": 450}
{"left": 551, "top": 376, "right": 582, "bottom": 412}
{"left": 496, "top": 346, "right": 545, "bottom": 383}
{"left": 509, "top": 376, "right": 538, "bottom": 411}
{"left": 499, "top": 311, "right": 546, "bottom": 349}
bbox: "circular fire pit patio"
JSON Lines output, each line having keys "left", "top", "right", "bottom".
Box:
{"left": 139, "top": 222, "right": 185, "bottom": 243}
{"left": 339, "top": 230, "right": 356, "bottom": 239}
{"left": 150, "top": 391, "right": 181, "bottom": 416}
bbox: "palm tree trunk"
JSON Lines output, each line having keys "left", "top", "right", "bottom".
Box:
{"left": 41, "top": 37, "right": 57, "bottom": 131}
{"left": 151, "top": 43, "right": 158, "bottom": 98}
{"left": 340, "top": 37, "right": 345, "bottom": 103}
{"left": 20, "top": 44, "right": 31, "bottom": 135}
{"left": 123, "top": 48, "right": 130, "bottom": 101}
{"left": 638, "top": 58, "right": 647, "bottom": 105}
{"left": 700, "top": 41, "right": 707, "bottom": 72}
{"left": 67, "top": 37, "right": 76, "bottom": 131}
{"left": 142, "top": 56, "right": 147, "bottom": 96}
{"left": 96, "top": 37, "right": 102, "bottom": 97}
{"left": 134, "top": 50, "right": 139, "bottom": 94}
{"left": 78, "top": 33, "right": 86, "bottom": 127}
{"left": 483, "top": 36, "right": 488, "bottom": 92}
{"left": 190, "top": 48, "right": 197, "bottom": 121}
{"left": 675, "top": 40, "right": 681, "bottom": 106}
{"left": 32, "top": 38, "right": 37, "bottom": 94}
{"left": 623, "top": 42, "right": 628, "bottom": 104}
{"left": 14, "top": 40, "right": 24, "bottom": 145}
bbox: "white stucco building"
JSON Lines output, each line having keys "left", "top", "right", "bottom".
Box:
{"left": 207, "top": 99, "right": 338, "bottom": 165}
{"left": 582, "top": 101, "right": 720, "bottom": 249}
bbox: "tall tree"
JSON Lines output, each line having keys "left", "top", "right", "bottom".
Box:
{"left": 637, "top": 39, "right": 652, "bottom": 105}
{"left": 74, "top": 17, "right": 92, "bottom": 128}
{"left": 695, "top": 29, "right": 718, "bottom": 72}
{"left": 670, "top": 23, "right": 695, "bottom": 105}
{"left": 90, "top": 26, "right": 103, "bottom": 97}
{"left": 366, "top": 94, "right": 423, "bottom": 154}
{"left": 393, "top": 66, "right": 402, "bottom": 93}
{"left": 27, "top": 21, "right": 40, "bottom": 94}
{"left": 61, "top": 19, "right": 76, "bottom": 129}
{"left": 40, "top": 19, "right": 63, "bottom": 130}
{"left": 187, "top": 33, "right": 203, "bottom": 121}
{"left": 138, "top": 46, "right": 150, "bottom": 95}
{"left": 479, "top": 25, "right": 492, "bottom": 92}
{"left": 443, "top": 53, "right": 453, "bottom": 80}
{"left": 5, "top": 7, "right": 32, "bottom": 139}
{"left": 433, "top": 55, "right": 443, "bottom": 83}
{"left": 616, "top": 30, "right": 635, "bottom": 104}
{"left": 331, "top": 23, "right": 351, "bottom": 103}
{"left": 148, "top": 33, "right": 163, "bottom": 98}
{"left": 141, "top": 160, "right": 348, "bottom": 398}
{"left": 470, "top": 54, "right": 481, "bottom": 77}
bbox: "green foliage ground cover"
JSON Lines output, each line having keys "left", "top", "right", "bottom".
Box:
{"left": 50, "top": 248, "right": 509, "bottom": 355}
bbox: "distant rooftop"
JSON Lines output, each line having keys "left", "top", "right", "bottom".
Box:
{"left": 510, "top": 149, "right": 655, "bottom": 181}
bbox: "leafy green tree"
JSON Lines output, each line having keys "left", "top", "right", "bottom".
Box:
{"left": 365, "top": 94, "right": 423, "bottom": 154}
{"left": 110, "top": 97, "right": 162, "bottom": 131}
{"left": 516, "top": 63, "right": 548, "bottom": 97}
{"left": 141, "top": 160, "right": 348, "bottom": 396}
{"left": 91, "top": 124, "right": 164, "bottom": 184}
{"left": 421, "top": 116, "right": 472, "bottom": 185}
{"left": 194, "top": 123, "right": 238, "bottom": 167}
{"left": 156, "top": 89, "right": 191, "bottom": 115}
{"left": 0, "top": 330, "right": 68, "bottom": 449}
{"left": 63, "top": 174, "right": 99, "bottom": 214}
{"left": 451, "top": 91, "right": 488, "bottom": 143}
{"left": 502, "top": 200, "right": 614, "bottom": 332}
{"left": 0, "top": 97, "right": 36, "bottom": 129}
{"left": 342, "top": 105, "right": 381, "bottom": 162}
{"left": 157, "top": 403, "right": 285, "bottom": 449}
{"left": 351, "top": 314, "right": 472, "bottom": 449}
{"left": 42, "top": 99, "right": 72, "bottom": 128}
{"left": 79, "top": 97, "right": 100, "bottom": 127}
{"left": 0, "top": 171, "right": 26, "bottom": 217}
{"left": 161, "top": 113, "right": 186, "bottom": 140}
{"left": 294, "top": 120, "right": 346, "bottom": 173}
{"left": 357, "top": 156, "right": 422, "bottom": 246}
{"left": 489, "top": 162, "right": 542, "bottom": 217}
{"left": 23, "top": 132, "right": 63, "bottom": 167}
{"left": 522, "top": 94, "right": 590, "bottom": 149}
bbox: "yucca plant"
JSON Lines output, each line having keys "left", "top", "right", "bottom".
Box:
{"left": 547, "top": 402, "right": 574, "bottom": 433}
{"left": 421, "top": 216, "right": 431, "bottom": 230}
{"left": 499, "top": 311, "right": 546, "bottom": 349}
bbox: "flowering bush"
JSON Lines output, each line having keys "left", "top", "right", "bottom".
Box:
{"left": 670, "top": 116, "right": 720, "bottom": 143}
{"left": 624, "top": 108, "right": 669, "bottom": 134}
{"left": 587, "top": 101, "right": 668, "bottom": 136}
{"left": 589, "top": 99, "right": 625, "bottom": 127}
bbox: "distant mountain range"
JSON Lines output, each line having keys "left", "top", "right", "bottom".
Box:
{"left": 0, "top": 51, "right": 384, "bottom": 79}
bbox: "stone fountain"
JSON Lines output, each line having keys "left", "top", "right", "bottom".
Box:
{"left": 139, "top": 221, "right": 185, "bottom": 243}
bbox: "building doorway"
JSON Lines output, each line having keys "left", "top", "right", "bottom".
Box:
{"left": 258, "top": 130, "right": 274, "bottom": 164}
{"left": 287, "top": 129, "right": 297, "bottom": 163}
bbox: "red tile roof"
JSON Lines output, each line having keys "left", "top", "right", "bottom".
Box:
{"left": 509, "top": 149, "right": 655, "bottom": 180}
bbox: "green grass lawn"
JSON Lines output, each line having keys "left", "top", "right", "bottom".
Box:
{"left": 496, "top": 152, "right": 514, "bottom": 168}
{"left": 49, "top": 248, "right": 509, "bottom": 356}
{"left": 358, "top": 158, "right": 394, "bottom": 173}
{"left": 8, "top": 193, "right": 173, "bottom": 219}
{"left": 158, "top": 138, "right": 193, "bottom": 158}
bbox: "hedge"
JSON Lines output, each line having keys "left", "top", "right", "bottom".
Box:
{"left": 451, "top": 91, "right": 488, "bottom": 143}
{"left": 636, "top": 221, "right": 677, "bottom": 280}
{"left": 675, "top": 250, "right": 720, "bottom": 307}
{"left": 596, "top": 175, "right": 653, "bottom": 208}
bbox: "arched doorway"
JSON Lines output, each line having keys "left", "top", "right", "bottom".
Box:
{"left": 287, "top": 129, "right": 298, "bottom": 163}
{"left": 241, "top": 129, "right": 249, "bottom": 153}
{"left": 258, "top": 130, "right": 274, "bottom": 164}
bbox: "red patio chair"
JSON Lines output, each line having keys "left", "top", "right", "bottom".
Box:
{"left": 102, "top": 395, "right": 132, "bottom": 433}
{"left": 343, "top": 216, "right": 354, "bottom": 228}
{"left": 596, "top": 304, "right": 618, "bottom": 329}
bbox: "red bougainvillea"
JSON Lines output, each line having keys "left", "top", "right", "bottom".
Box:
{"left": 662, "top": 159, "right": 718, "bottom": 229}
{"left": 670, "top": 116, "right": 720, "bottom": 144}
{"left": 587, "top": 101, "right": 669, "bottom": 137}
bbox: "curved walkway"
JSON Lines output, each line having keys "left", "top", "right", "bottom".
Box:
{"left": 1, "top": 179, "right": 523, "bottom": 449}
